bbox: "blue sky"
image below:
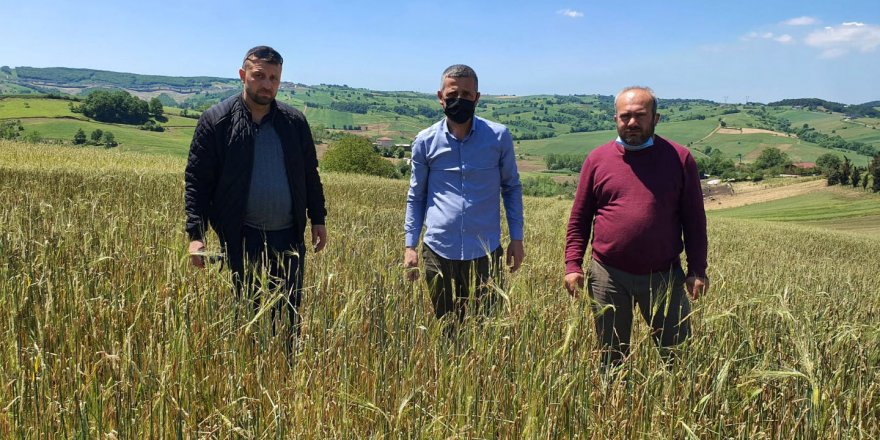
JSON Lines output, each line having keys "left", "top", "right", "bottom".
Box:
{"left": 2, "top": 0, "right": 878, "bottom": 103}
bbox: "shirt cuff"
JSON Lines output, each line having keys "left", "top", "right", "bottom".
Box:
{"left": 404, "top": 233, "right": 420, "bottom": 248}
{"left": 509, "top": 226, "right": 524, "bottom": 241}
{"left": 565, "top": 260, "right": 583, "bottom": 275}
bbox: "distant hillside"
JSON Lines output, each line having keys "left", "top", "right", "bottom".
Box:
{"left": 7, "top": 66, "right": 235, "bottom": 92}
{"left": 768, "top": 98, "right": 880, "bottom": 118}
{"left": 1, "top": 66, "right": 878, "bottom": 167}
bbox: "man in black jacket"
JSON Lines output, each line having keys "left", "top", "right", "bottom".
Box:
{"left": 185, "top": 46, "right": 327, "bottom": 339}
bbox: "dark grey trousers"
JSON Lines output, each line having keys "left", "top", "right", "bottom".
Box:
{"left": 422, "top": 245, "right": 504, "bottom": 322}
{"left": 587, "top": 259, "right": 692, "bottom": 365}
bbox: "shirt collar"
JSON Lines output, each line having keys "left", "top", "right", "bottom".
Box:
{"left": 443, "top": 115, "right": 478, "bottom": 142}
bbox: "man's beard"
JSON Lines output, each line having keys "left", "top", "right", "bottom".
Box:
{"left": 620, "top": 125, "right": 655, "bottom": 146}
{"left": 250, "top": 92, "right": 274, "bottom": 105}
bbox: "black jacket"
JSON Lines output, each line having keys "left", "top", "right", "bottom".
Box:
{"left": 184, "top": 94, "right": 326, "bottom": 246}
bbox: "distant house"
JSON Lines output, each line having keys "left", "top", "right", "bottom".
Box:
{"left": 393, "top": 143, "right": 412, "bottom": 152}
{"left": 375, "top": 137, "right": 393, "bottom": 149}
{"left": 793, "top": 162, "right": 816, "bottom": 170}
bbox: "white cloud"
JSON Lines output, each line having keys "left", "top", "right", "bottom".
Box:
{"left": 783, "top": 16, "right": 818, "bottom": 26}
{"left": 805, "top": 22, "right": 880, "bottom": 57}
{"left": 774, "top": 34, "right": 794, "bottom": 44}
{"left": 557, "top": 9, "right": 584, "bottom": 18}
{"left": 743, "top": 31, "right": 788, "bottom": 42}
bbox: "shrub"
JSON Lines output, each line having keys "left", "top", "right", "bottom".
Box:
{"left": 321, "top": 134, "right": 397, "bottom": 178}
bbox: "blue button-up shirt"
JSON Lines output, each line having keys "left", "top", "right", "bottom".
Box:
{"left": 404, "top": 116, "right": 524, "bottom": 261}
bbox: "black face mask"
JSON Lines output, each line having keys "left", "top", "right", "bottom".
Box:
{"left": 443, "top": 97, "right": 476, "bottom": 124}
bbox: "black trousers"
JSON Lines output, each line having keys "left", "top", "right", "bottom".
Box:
{"left": 226, "top": 226, "right": 306, "bottom": 332}
{"left": 422, "top": 244, "right": 504, "bottom": 322}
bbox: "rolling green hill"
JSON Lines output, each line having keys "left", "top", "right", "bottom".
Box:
{"left": 2, "top": 67, "right": 878, "bottom": 169}
{"left": 711, "top": 188, "right": 880, "bottom": 236}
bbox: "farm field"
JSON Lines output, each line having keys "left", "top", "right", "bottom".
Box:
{"left": 1, "top": 140, "right": 878, "bottom": 438}
{"left": 710, "top": 187, "right": 880, "bottom": 234}
{"left": 777, "top": 109, "right": 880, "bottom": 145}
{"left": 692, "top": 132, "right": 874, "bottom": 166}
{"left": 3, "top": 89, "right": 879, "bottom": 172}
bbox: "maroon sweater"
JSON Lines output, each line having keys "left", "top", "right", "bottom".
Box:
{"left": 564, "top": 136, "right": 708, "bottom": 278}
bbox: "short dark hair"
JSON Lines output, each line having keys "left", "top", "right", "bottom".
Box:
{"left": 441, "top": 64, "right": 478, "bottom": 91}
{"left": 242, "top": 46, "right": 283, "bottom": 69}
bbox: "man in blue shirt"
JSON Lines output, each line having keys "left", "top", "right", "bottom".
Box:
{"left": 404, "top": 64, "right": 525, "bottom": 325}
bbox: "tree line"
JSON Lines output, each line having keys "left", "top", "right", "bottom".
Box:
{"left": 695, "top": 146, "right": 808, "bottom": 182}
{"left": 72, "top": 128, "right": 117, "bottom": 148}
{"left": 71, "top": 90, "right": 164, "bottom": 126}
{"left": 817, "top": 153, "right": 880, "bottom": 192}
{"left": 14, "top": 66, "right": 229, "bottom": 90}
{"left": 768, "top": 98, "right": 880, "bottom": 118}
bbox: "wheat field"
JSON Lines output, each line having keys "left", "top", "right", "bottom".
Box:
{"left": 1, "top": 141, "right": 878, "bottom": 438}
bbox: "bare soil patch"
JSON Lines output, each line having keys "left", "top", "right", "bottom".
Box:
{"left": 704, "top": 179, "right": 827, "bottom": 210}
{"left": 516, "top": 157, "right": 547, "bottom": 173}
{"left": 717, "top": 127, "right": 795, "bottom": 137}
{"left": 315, "top": 142, "right": 328, "bottom": 159}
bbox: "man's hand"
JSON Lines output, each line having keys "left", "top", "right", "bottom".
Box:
{"left": 564, "top": 272, "right": 585, "bottom": 298}
{"left": 188, "top": 240, "right": 206, "bottom": 269}
{"left": 312, "top": 225, "right": 328, "bottom": 253}
{"left": 685, "top": 276, "right": 709, "bottom": 300}
{"left": 506, "top": 240, "right": 525, "bottom": 273}
{"left": 404, "top": 247, "right": 420, "bottom": 282}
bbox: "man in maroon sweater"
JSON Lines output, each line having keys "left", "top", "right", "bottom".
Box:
{"left": 564, "top": 86, "right": 709, "bottom": 366}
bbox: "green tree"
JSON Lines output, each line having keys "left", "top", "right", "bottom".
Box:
{"left": 102, "top": 131, "right": 118, "bottom": 148}
{"left": 851, "top": 167, "right": 861, "bottom": 188}
{"left": 310, "top": 124, "right": 327, "bottom": 144}
{"left": 840, "top": 156, "right": 852, "bottom": 186}
{"left": 753, "top": 147, "right": 791, "bottom": 171}
{"left": 870, "top": 154, "right": 880, "bottom": 192}
{"left": 81, "top": 90, "right": 149, "bottom": 124}
{"left": 0, "top": 120, "right": 23, "bottom": 140}
{"left": 815, "top": 153, "right": 842, "bottom": 175}
{"left": 695, "top": 150, "right": 736, "bottom": 177}
{"left": 149, "top": 97, "right": 164, "bottom": 118}
{"left": 22, "top": 131, "right": 43, "bottom": 143}
{"left": 90, "top": 129, "right": 104, "bottom": 144}
{"left": 73, "top": 128, "right": 87, "bottom": 145}
{"left": 321, "top": 134, "right": 396, "bottom": 178}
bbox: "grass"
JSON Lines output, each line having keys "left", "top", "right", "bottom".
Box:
{"left": 517, "top": 119, "right": 729, "bottom": 157}
{"left": 655, "top": 118, "right": 719, "bottom": 145}
{"left": 0, "top": 97, "right": 79, "bottom": 119}
{"left": 17, "top": 118, "right": 194, "bottom": 156}
{"left": 1, "top": 139, "right": 879, "bottom": 437}
{"left": 1, "top": 96, "right": 198, "bottom": 156}
{"left": 778, "top": 109, "right": 880, "bottom": 145}
{"left": 694, "top": 132, "right": 874, "bottom": 166}
{"left": 517, "top": 130, "right": 616, "bottom": 156}
{"left": 710, "top": 189, "right": 880, "bottom": 223}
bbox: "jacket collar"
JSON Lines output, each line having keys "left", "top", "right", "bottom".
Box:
{"left": 236, "top": 93, "right": 278, "bottom": 125}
